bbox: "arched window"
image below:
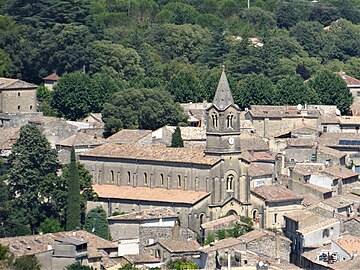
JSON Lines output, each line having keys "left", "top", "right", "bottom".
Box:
{"left": 160, "top": 174, "right": 164, "bottom": 186}
{"left": 323, "top": 228, "right": 329, "bottom": 238}
{"left": 227, "top": 175, "right": 234, "bottom": 191}
{"left": 110, "top": 170, "right": 114, "bottom": 182}
{"left": 144, "top": 173, "right": 148, "bottom": 185}
{"left": 127, "top": 171, "right": 131, "bottom": 184}
{"left": 178, "top": 175, "right": 181, "bottom": 187}
{"left": 226, "top": 113, "right": 234, "bottom": 128}
{"left": 211, "top": 112, "right": 218, "bottom": 129}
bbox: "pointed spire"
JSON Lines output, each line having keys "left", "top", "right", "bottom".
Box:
{"left": 212, "top": 65, "right": 234, "bottom": 110}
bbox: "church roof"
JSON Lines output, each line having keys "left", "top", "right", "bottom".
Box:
{"left": 80, "top": 143, "right": 220, "bottom": 165}
{"left": 212, "top": 68, "right": 236, "bottom": 110}
{"left": 0, "top": 77, "right": 37, "bottom": 90}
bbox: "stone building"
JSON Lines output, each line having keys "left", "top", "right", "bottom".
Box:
{"left": 80, "top": 69, "right": 253, "bottom": 232}
{"left": 0, "top": 77, "right": 37, "bottom": 114}
{"left": 42, "top": 72, "right": 59, "bottom": 91}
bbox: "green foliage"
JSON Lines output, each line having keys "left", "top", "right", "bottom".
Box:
{"left": 118, "top": 264, "right": 137, "bottom": 270}
{"left": 6, "top": 124, "right": 61, "bottom": 234}
{"left": 215, "top": 229, "right": 226, "bottom": 240}
{"left": 13, "top": 255, "right": 40, "bottom": 270}
{"left": 171, "top": 126, "right": 184, "bottom": 148}
{"left": 84, "top": 206, "right": 109, "bottom": 240}
{"left": 36, "top": 86, "right": 57, "bottom": 116}
{"left": 204, "top": 232, "right": 215, "bottom": 245}
{"left": 167, "top": 258, "right": 198, "bottom": 270}
{"left": 309, "top": 69, "right": 353, "bottom": 114}
{"left": 102, "top": 88, "right": 186, "bottom": 136}
{"left": 66, "top": 147, "right": 81, "bottom": 230}
{"left": 39, "top": 218, "right": 63, "bottom": 233}
{"left": 0, "top": 244, "right": 9, "bottom": 261}
{"left": 66, "top": 262, "right": 94, "bottom": 270}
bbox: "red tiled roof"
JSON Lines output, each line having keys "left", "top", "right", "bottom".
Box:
{"left": 251, "top": 185, "right": 303, "bottom": 203}
{"left": 200, "top": 238, "right": 242, "bottom": 253}
{"left": 107, "top": 207, "right": 178, "bottom": 221}
{"left": 324, "top": 165, "right": 359, "bottom": 179}
{"left": 93, "top": 184, "right": 210, "bottom": 204}
{"left": 336, "top": 72, "right": 360, "bottom": 86}
{"left": 42, "top": 73, "right": 59, "bottom": 81}
{"left": 107, "top": 129, "right": 152, "bottom": 144}
{"left": 80, "top": 143, "right": 220, "bottom": 165}
{"left": 201, "top": 215, "right": 243, "bottom": 230}
{"left": 156, "top": 239, "right": 200, "bottom": 253}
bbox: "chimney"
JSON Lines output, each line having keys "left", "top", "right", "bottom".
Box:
{"left": 172, "top": 222, "right": 180, "bottom": 240}
{"left": 275, "top": 232, "right": 281, "bottom": 263}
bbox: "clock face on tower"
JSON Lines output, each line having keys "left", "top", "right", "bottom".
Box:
{"left": 228, "top": 137, "right": 234, "bottom": 145}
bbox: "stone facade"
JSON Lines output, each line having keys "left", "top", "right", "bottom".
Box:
{"left": 0, "top": 78, "right": 37, "bottom": 114}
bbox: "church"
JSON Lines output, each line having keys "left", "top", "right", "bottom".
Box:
{"left": 79, "top": 69, "right": 265, "bottom": 232}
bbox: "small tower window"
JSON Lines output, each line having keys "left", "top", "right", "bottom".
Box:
{"left": 17, "top": 105, "right": 21, "bottom": 110}
{"left": 178, "top": 175, "right": 181, "bottom": 187}
{"left": 227, "top": 113, "right": 234, "bottom": 128}
{"left": 211, "top": 112, "right": 218, "bottom": 129}
{"left": 227, "top": 175, "right": 234, "bottom": 191}
{"left": 127, "top": 171, "right": 131, "bottom": 184}
{"left": 18, "top": 92, "right": 20, "bottom": 97}
{"left": 160, "top": 174, "right": 164, "bottom": 186}
{"left": 144, "top": 172, "right": 148, "bottom": 185}
{"left": 29, "top": 105, "right": 33, "bottom": 110}
{"left": 110, "top": 170, "right": 114, "bottom": 182}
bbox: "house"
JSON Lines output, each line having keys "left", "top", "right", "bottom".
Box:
{"left": 199, "top": 238, "right": 243, "bottom": 269}
{"left": 81, "top": 113, "right": 104, "bottom": 128}
{"left": 343, "top": 217, "right": 360, "bottom": 237}
{"left": 248, "top": 163, "right": 273, "bottom": 188}
{"left": 122, "top": 253, "right": 162, "bottom": 269}
{"left": 238, "top": 229, "right": 292, "bottom": 262}
{"left": 336, "top": 71, "right": 360, "bottom": 104}
{"left": 107, "top": 129, "right": 153, "bottom": 146}
{"left": 42, "top": 72, "right": 59, "bottom": 91}
{"left": 284, "top": 210, "right": 341, "bottom": 265}
{"left": 56, "top": 132, "right": 107, "bottom": 163}
{"left": 0, "top": 77, "right": 37, "bottom": 114}
{"left": 0, "top": 230, "right": 118, "bottom": 270}
{"left": 144, "top": 239, "right": 201, "bottom": 265}
{"left": 250, "top": 185, "right": 303, "bottom": 230}
{"left": 314, "top": 196, "right": 354, "bottom": 219}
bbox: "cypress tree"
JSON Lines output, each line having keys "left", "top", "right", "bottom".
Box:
{"left": 66, "top": 147, "right": 81, "bottom": 230}
{"left": 171, "top": 126, "right": 184, "bottom": 148}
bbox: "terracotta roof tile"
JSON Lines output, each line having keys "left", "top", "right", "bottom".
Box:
{"left": 124, "top": 253, "right": 161, "bottom": 264}
{"left": 0, "top": 77, "right": 37, "bottom": 90}
{"left": 251, "top": 185, "right": 303, "bottom": 203}
{"left": 238, "top": 229, "right": 291, "bottom": 243}
{"left": 333, "top": 236, "right": 360, "bottom": 256}
{"left": 287, "top": 138, "right": 316, "bottom": 148}
{"left": 201, "top": 215, "right": 242, "bottom": 230}
{"left": 318, "top": 146, "right": 345, "bottom": 158}
{"left": 157, "top": 239, "right": 200, "bottom": 253}
{"left": 107, "top": 129, "right": 152, "bottom": 144}
{"left": 0, "top": 230, "right": 117, "bottom": 257}
{"left": 42, "top": 73, "right": 59, "bottom": 81}
{"left": 248, "top": 164, "right": 273, "bottom": 177}
{"left": 321, "top": 196, "right": 353, "bottom": 209}
{"left": 302, "top": 194, "right": 322, "bottom": 207}
{"left": 324, "top": 165, "right": 359, "bottom": 179}
{"left": 240, "top": 136, "right": 269, "bottom": 151}
{"left": 107, "top": 207, "right": 178, "bottom": 221}
{"left": 92, "top": 184, "right": 210, "bottom": 204}
{"left": 250, "top": 151, "right": 277, "bottom": 161}
{"left": 57, "top": 132, "right": 107, "bottom": 147}
{"left": 284, "top": 210, "right": 320, "bottom": 222}
{"left": 200, "top": 238, "right": 242, "bottom": 253}
{"left": 80, "top": 143, "right": 220, "bottom": 165}
{"left": 336, "top": 72, "right": 360, "bottom": 86}
{"left": 297, "top": 218, "right": 339, "bottom": 235}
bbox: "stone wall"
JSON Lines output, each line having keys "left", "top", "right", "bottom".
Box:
{"left": 1, "top": 89, "right": 36, "bottom": 114}
{"left": 247, "top": 236, "right": 291, "bottom": 262}
{"left": 343, "top": 219, "right": 360, "bottom": 237}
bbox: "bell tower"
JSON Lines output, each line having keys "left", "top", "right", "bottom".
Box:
{"left": 205, "top": 67, "right": 241, "bottom": 156}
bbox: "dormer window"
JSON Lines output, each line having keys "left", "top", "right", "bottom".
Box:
{"left": 211, "top": 112, "right": 218, "bottom": 129}
{"left": 227, "top": 113, "right": 233, "bottom": 128}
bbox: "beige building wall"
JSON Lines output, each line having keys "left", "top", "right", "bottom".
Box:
{"left": 1, "top": 89, "right": 36, "bottom": 113}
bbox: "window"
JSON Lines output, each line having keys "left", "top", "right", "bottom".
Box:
{"left": 160, "top": 174, "right": 164, "bottom": 186}
{"left": 18, "top": 92, "right": 20, "bottom": 97}
{"left": 17, "top": 105, "right": 20, "bottom": 110}
{"left": 155, "top": 249, "right": 160, "bottom": 258}
{"left": 127, "top": 171, "right": 131, "bottom": 184}
{"left": 325, "top": 159, "right": 330, "bottom": 167}
{"left": 110, "top": 170, "right": 114, "bottom": 182}
{"left": 323, "top": 228, "right": 329, "bottom": 238}
{"left": 144, "top": 172, "right": 148, "bottom": 185}
{"left": 323, "top": 126, "right": 328, "bottom": 133}
{"left": 211, "top": 112, "right": 218, "bottom": 129}
{"left": 163, "top": 251, "right": 167, "bottom": 259}
{"left": 29, "top": 105, "right": 33, "bottom": 110}
{"left": 178, "top": 175, "right": 181, "bottom": 187}
{"left": 226, "top": 175, "right": 234, "bottom": 191}
{"left": 226, "top": 113, "right": 234, "bottom": 128}
{"left": 273, "top": 213, "right": 278, "bottom": 224}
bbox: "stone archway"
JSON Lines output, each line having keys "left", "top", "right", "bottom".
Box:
{"left": 226, "top": 209, "right": 238, "bottom": 216}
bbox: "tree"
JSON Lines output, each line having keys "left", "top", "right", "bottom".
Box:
{"left": 102, "top": 88, "right": 186, "bottom": 136}
{"left": 13, "top": 255, "right": 40, "bottom": 270}
{"left": 234, "top": 74, "right": 275, "bottom": 109}
{"left": 171, "top": 126, "right": 184, "bottom": 148}
{"left": 0, "top": 159, "right": 10, "bottom": 238}
{"left": 166, "top": 68, "right": 205, "bottom": 103}
{"left": 85, "top": 41, "right": 143, "bottom": 80}
{"left": 39, "top": 218, "right": 63, "bottom": 233}
{"left": 84, "top": 207, "right": 109, "bottom": 240}
{"left": 309, "top": 70, "right": 353, "bottom": 114}
{"left": 204, "top": 232, "right": 215, "bottom": 245}
{"left": 66, "top": 262, "right": 94, "bottom": 270}
{"left": 160, "top": 2, "right": 199, "bottom": 25}
{"left": 118, "top": 264, "right": 137, "bottom": 270}
{"left": 276, "top": 3, "right": 303, "bottom": 29}
{"left": 66, "top": 147, "right": 81, "bottom": 231}
{"left": 275, "top": 75, "right": 320, "bottom": 105}
{"left": 167, "top": 258, "right": 198, "bottom": 270}
{"left": 36, "top": 85, "right": 57, "bottom": 116}
{"left": 6, "top": 124, "right": 61, "bottom": 234}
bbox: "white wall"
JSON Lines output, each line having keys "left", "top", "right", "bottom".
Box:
{"left": 118, "top": 238, "right": 139, "bottom": 256}
{"left": 309, "top": 174, "right": 334, "bottom": 190}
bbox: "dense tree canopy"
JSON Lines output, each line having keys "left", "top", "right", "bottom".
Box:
{"left": 84, "top": 207, "right": 109, "bottom": 240}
